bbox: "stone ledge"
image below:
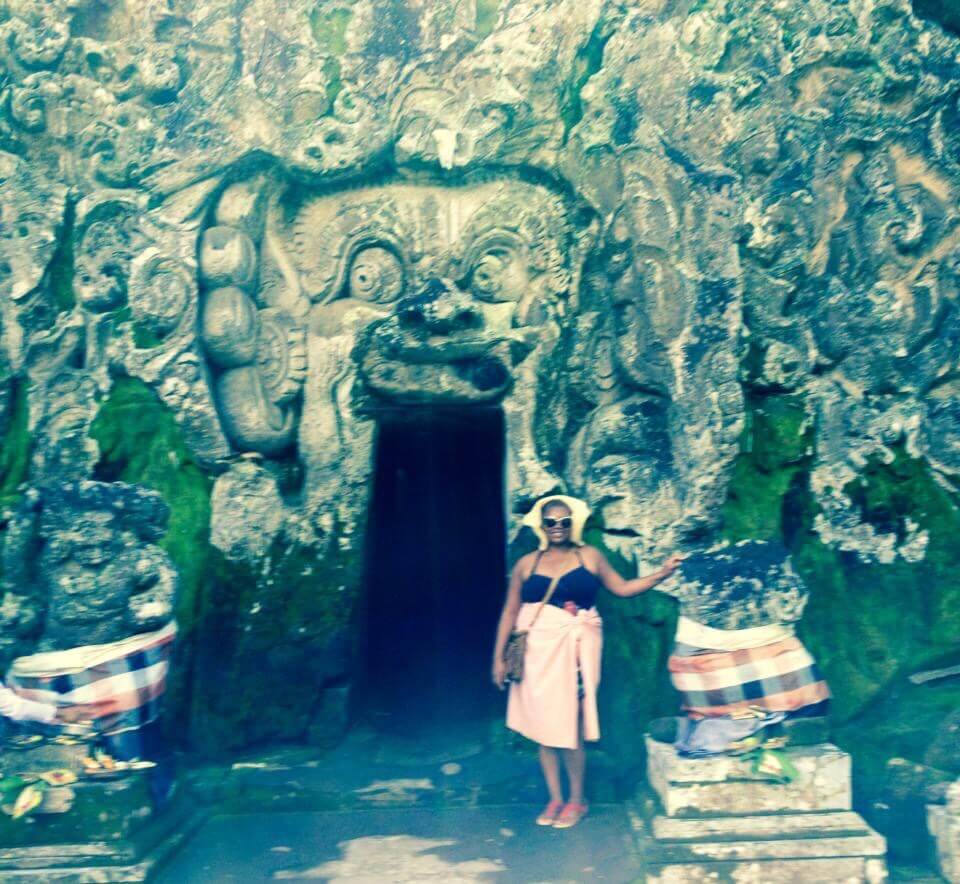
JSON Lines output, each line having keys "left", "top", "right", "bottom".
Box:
{"left": 928, "top": 803, "right": 960, "bottom": 883}
{"left": 0, "top": 800, "right": 203, "bottom": 883}
{"left": 646, "top": 737, "right": 852, "bottom": 817}
{"left": 652, "top": 809, "right": 878, "bottom": 841}
{"left": 645, "top": 828, "right": 885, "bottom": 863}
{"left": 643, "top": 855, "right": 888, "bottom": 884}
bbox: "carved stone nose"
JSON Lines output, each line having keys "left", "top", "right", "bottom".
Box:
{"left": 398, "top": 278, "right": 483, "bottom": 335}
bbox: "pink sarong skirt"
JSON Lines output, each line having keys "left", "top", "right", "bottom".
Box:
{"left": 506, "top": 603, "right": 603, "bottom": 750}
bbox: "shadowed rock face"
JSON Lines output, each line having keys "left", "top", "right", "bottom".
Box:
{"left": 662, "top": 540, "right": 808, "bottom": 631}
{"left": 0, "top": 481, "right": 178, "bottom": 653}
{"left": 1, "top": 0, "right": 960, "bottom": 844}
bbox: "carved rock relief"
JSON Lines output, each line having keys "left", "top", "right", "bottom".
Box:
{"left": 0, "top": 480, "right": 178, "bottom": 659}
{"left": 0, "top": 0, "right": 958, "bottom": 609}
{"left": 198, "top": 177, "right": 594, "bottom": 534}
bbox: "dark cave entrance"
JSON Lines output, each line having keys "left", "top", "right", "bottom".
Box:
{"left": 361, "top": 407, "right": 507, "bottom": 739}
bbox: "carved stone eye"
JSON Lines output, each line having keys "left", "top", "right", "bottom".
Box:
{"left": 470, "top": 249, "right": 525, "bottom": 302}
{"left": 348, "top": 246, "right": 403, "bottom": 302}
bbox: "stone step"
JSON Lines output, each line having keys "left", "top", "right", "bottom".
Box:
{"left": 646, "top": 736, "right": 852, "bottom": 817}
{"left": 0, "top": 800, "right": 203, "bottom": 883}
{"left": 643, "top": 855, "right": 888, "bottom": 883}
{"left": 634, "top": 808, "right": 888, "bottom": 883}
{"left": 652, "top": 809, "right": 878, "bottom": 841}
{"left": 646, "top": 824, "right": 885, "bottom": 863}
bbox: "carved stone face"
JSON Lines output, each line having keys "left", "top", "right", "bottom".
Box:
{"left": 288, "top": 179, "right": 576, "bottom": 406}
{"left": 4, "top": 481, "right": 177, "bottom": 649}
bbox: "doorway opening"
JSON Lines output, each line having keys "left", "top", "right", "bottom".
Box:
{"left": 361, "top": 407, "right": 506, "bottom": 741}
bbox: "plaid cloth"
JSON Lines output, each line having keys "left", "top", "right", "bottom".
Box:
{"left": 669, "top": 635, "right": 830, "bottom": 718}
{"left": 6, "top": 622, "right": 176, "bottom": 736}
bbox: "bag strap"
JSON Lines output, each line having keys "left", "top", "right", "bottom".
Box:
{"left": 526, "top": 550, "right": 545, "bottom": 581}
{"left": 526, "top": 559, "right": 568, "bottom": 630}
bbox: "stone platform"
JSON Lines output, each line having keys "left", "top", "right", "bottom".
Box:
{"left": 0, "top": 801, "right": 199, "bottom": 883}
{"left": 638, "top": 735, "right": 888, "bottom": 883}
{"left": 0, "top": 740, "right": 200, "bottom": 882}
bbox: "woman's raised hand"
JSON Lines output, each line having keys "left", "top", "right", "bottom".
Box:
{"left": 661, "top": 554, "right": 683, "bottom": 574}
{"left": 492, "top": 658, "right": 508, "bottom": 691}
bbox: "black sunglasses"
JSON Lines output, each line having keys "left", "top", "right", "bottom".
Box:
{"left": 542, "top": 517, "right": 572, "bottom": 529}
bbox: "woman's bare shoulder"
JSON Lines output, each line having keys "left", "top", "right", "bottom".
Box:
{"left": 578, "top": 544, "right": 605, "bottom": 562}
{"left": 511, "top": 550, "right": 538, "bottom": 573}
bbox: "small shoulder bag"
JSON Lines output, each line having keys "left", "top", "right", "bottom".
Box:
{"left": 503, "top": 570, "right": 562, "bottom": 684}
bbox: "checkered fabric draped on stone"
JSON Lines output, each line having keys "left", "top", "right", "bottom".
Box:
{"left": 668, "top": 635, "right": 831, "bottom": 718}
{"left": 7, "top": 623, "right": 176, "bottom": 736}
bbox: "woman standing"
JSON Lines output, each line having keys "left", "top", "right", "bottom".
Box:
{"left": 491, "top": 495, "right": 681, "bottom": 828}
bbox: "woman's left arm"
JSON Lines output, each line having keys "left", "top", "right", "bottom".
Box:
{"left": 590, "top": 548, "right": 683, "bottom": 598}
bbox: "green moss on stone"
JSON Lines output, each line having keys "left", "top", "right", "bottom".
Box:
{"left": 132, "top": 322, "right": 166, "bottom": 349}
{"left": 793, "top": 447, "right": 960, "bottom": 719}
{"left": 308, "top": 6, "right": 350, "bottom": 112}
{"left": 89, "top": 377, "right": 213, "bottom": 732}
{"left": 322, "top": 57, "right": 343, "bottom": 111}
{"left": 310, "top": 6, "right": 351, "bottom": 54}
{"left": 720, "top": 387, "right": 960, "bottom": 719}
{"left": 718, "top": 380, "right": 960, "bottom": 857}
{"left": 0, "top": 776, "right": 154, "bottom": 846}
{"left": 89, "top": 377, "right": 212, "bottom": 631}
{"left": 560, "top": 22, "right": 612, "bottom": 143}
{"left": 840, "top": 677, "right": 960, "bottom": 788}
{"left": 721, "top": 392, "right": 812, "bottom": 543}
{"left": 189, "top": 533, "right": 360, "bottom": 755}
{"left": 475, "top": 0, "right": 500, "bottom": 40}
{"left": 46, "top": 199, "right": 76, "bottom": 313}
{"left": 0, "top": 377, "right": 30, "bottom": 511}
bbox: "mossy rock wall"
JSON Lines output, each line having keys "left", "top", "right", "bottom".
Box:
{"left": 85, "top": 378, "right": 362, "bottom": 755}
{"left": 189, "top": 538, "right": 358, "bottom": 755}
{"left": 717, "top": 382, "right": 960, "bottom": 858}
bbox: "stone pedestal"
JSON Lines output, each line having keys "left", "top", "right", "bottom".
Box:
{"left": 639, "top": 736, "right": 888, "bottom": 883}
{"left": 0, "top": 741, "right": 198, "bottom": 882}
{"left": 928, "top": 780, "right": 960, "bottom": 883}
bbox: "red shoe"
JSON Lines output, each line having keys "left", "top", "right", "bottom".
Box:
{"left": 553, "top": 801, "right": 588, "bottom": 829}
{"left": 535, "top": 799, "right": 564, "bottom": 826}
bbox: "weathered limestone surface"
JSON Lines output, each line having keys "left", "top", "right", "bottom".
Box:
{"left": 657, "top": 538, "right": 808, "bottom": 629}
{"left": 0, "top": 481, "right": 178, "bottom": 656}
{"left": 929, "top": 780, "right": 960, "bottom": 883}
{"left": 642, "top": 736, "right": 887, "bottom": 882}
{"left": 643, "top": 856, "right": 888, "bottom": 884}
{"left": 0, "top": 1, "right": 958, "bottom": 862}
{"left": 647, "top": 736, "right": 852, "bottom": 817}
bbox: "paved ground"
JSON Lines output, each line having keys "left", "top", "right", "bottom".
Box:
{"left": 154, "top": 804, "right": 642, "bottom": 883}
{"left": 148, "top": 720, "right": 946, "bottom": 883}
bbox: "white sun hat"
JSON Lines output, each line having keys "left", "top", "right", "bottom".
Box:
{"left": 521, "top": 495, "right": 592, "bottom": 550}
